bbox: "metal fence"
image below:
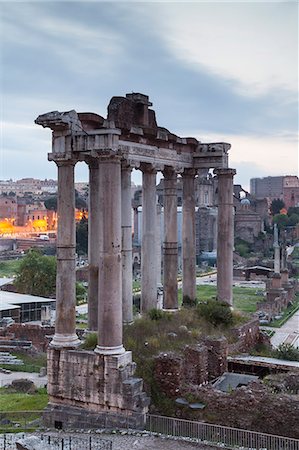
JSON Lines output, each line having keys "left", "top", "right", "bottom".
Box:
{"left": 0, "top": 433, "right": 112, "bottom": 450}
{"left": 146, "top": 414, "right": 299, "bottom": 450}
{"left": 1, "top": 410, "right": 299, "bottom": 450}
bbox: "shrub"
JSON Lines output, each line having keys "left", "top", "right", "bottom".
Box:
{"left": 81, "top": 332, "right": 97, "bottom": 350}
{"left": 197, "top": 299, "right": 233, "bottom": 327}
{"left": 182, "top": 295, "right": 197, "bottom": 307}
{"left": 273, "top": 343, "right": 299, "bottom": 362}
{"left": 148, "top": 308, "right": 165, "bottom": 321}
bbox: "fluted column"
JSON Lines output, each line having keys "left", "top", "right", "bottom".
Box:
{"left": 95, "top": 156, "right": 125, "bottom": 355}
{"left": 182, "top": 169, "right": 196, "bottom": 305}
{"left": 215, "top": 168, "right": 236, "bottom": 306}
{"left": 87, "top": 157, "right": 100, "bottom": 331}
{"left": 141, "top": 164, "right": 157, "bottom": 312}
{"left": 121, "top": 164, "right": 133, "bottom": 324}
{"left": 163, "top": 168, "right": 178, "bottom": 309}
{"left": 51, "top": 161, "right": 80, "bottom": 348}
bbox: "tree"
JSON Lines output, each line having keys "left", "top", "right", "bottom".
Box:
{"left": 44, "top": 193, "right": 87, "bottom": 211}
{"left": 270, "top": 198, "right": 285, "bottom": 216}
{"left": 14, "top": 249, "right": 56, "bottom": 297}
{"left": 76, "top": 216, "right": 88, "bottom": 255}
{"left": 287, "top": 213, "right": 299, "bottom": 227}
{"left": 273, "top": 213, "right": 289, "bottom": 230}
{"left": 44, "top": 196, "right": 57, "bottom": 211}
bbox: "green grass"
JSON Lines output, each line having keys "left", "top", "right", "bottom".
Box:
{"left": 0, "top": 388, "right": 48, "bottom": 412}
{"left": 0, "top": 259, "right": 21, "bottom": 277}
{"left": 0, "top": 352, "right": 47, "bottom": 373}
{"left": 178, "top": 285, "right": 263, "bottom": 314}
{"left": 232, "top": 286, "right": 264, "bottom": 313}
{"left": 133, "top": 280, "right": 141, "bottom": 292}
{"left": 0, "top": 387, "right": 47, "bottom": 432}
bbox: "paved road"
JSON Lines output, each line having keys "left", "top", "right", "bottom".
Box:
{"left": 44, "top": 432, "right": 225, "bottom": 450}
{"left": 270, "top": 309, "right": 299, "bottom": 349}
{"left": 0, "top": 370, "right": 47, "bottom": 388}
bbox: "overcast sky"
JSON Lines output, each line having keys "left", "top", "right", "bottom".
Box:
{"left": 0, "top": 0, "right": 298, "bottom": 191}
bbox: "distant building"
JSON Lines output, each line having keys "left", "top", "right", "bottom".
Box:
{"left": 283, "top": 176, "right": 299, "bottom": 209}
{"left": 0, "top": 178, "right": 57, "bottom": 196}
{"left": 250, "top": 175, "right": 299, "bottom": 210}
{"left": 250, "top": 176, "right": 284, "bottom": 200}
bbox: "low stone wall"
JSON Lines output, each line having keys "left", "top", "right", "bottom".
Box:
{"left": 228, "top": 318, "right": 262, "bottom": 354}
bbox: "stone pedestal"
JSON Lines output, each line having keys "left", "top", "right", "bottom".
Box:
{"left": 215, "top": 168, "right": 236, "bottom": 306}
{"left": 182, "top": 169, "right": 196, "bottom": 305}
{"left": 271, "top": 273, "right": 282, "bottom": 289}
{"left": 163, "top": 168, "right": 178, "bottom": 310}
{"left": 51, "top": 161, "right": 80, "bottom": 348}
{"left": 44, "top": 348, "right": 149, "bottom": 429}
{"left": 121, "top": 165, "right": 133, "bottom": 324}
{"left": 141, "top": 165, "right": 157, "bottom": 312}
{"left": 95, "top": 156, "right": 124, "bottom": 355}
{"left": 87, "top": 158, "right": 100, "bottom": 331}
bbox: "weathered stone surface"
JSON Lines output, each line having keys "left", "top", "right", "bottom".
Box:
{"left": 16, "top": 436, "right": 48, "bottom": 450}
{"left": 10, "top": 378, "right": 37, "bottom": 394}
{"left": 46, "top": 348, "right": 149, "bottom": 428}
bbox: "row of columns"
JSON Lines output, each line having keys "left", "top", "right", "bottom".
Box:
{"left": 50, "top": 156, "right": 235, "bottom": 355}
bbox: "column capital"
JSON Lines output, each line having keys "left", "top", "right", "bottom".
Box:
{"left": 162, "top": 166, "right": 177, "bottom": 179}
{"left": 51, "top": 158, "right": 77, "bottom": 168}
{"left": 121, "top": 160, "right": 135, "bottom": 171}
{"left": 182, "top": 168, "right": 197, "bottom": 178}
{"left": 140, "top": 162, "right": 159, "bottom": 174}
{"left": 85, "top": 155, "right": 99, "bottom": 169}
{"left": 214, "top": 168, "right": 236, "bottom": 177}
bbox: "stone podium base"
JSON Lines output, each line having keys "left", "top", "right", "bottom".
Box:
{"left": 44, "top": 348, "right": 149, "bottom": 430}
{"left": 43, "top": 404, "right": 147, "bottom": 430}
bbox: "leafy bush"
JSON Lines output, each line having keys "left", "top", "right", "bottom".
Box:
{"left": 182, "top": 295, "right": 197, "bottom": 307}
{"left": 197, "top": 299, "right": 233, "bottom": 327}
{"left": 273, "top": 343, "right": 299, "bottom": 362}
{"left": 148, "top": 308, "right": 166, "bottom": 321}
{"left": 81, "top": 332, "right": 97, "bottom": 350}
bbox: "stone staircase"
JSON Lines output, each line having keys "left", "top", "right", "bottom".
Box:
{"left": 0, "top": 351, "right": 24, "bottom": 366}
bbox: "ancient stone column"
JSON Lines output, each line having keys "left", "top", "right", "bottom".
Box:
{"left": 215, "top": 168, "right": 236, "bottom": 306}
{"left": 163, "top": 168, "right": 178, "bottom": 309}
{"left": 141, "top": 164, "right": 157, "bottom": 312}
{"left": 182, "top": 169, "right": 196, "bottom": 305}
{"left": 156, "top": 203, "right": 162, "bottom": 286}
{"left": 87, "top": 157, "right": 100, "bottom": 331}
{"left": 51, "top": 161, "right": 80, "bottom": 348}
{"left": 273, "top": 223, "right": 280, "bottom": 274}
{"left": 95, "top": 156, "right": 125, "bottom": 355}
{"left": 121, "top": 164, "right": 133, "bottom": 324}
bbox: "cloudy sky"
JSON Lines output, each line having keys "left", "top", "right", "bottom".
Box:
{"left": 0, "top": 0, "right": 298, "bottom": 190}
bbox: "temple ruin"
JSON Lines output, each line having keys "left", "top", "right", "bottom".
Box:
{"left": 35, "top": 93, "right": 236, "bottom": 428}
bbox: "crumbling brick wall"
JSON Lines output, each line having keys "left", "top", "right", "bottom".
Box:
{"left": 154, "top": 340, "right": 227, "bottom": 398}
{"left": 229, "top": 318, "right": 262, "bottom": 353}
{"left": 8, "top": 324, "right": 55, "bottom": 352}
{"left": 181, "top": 380, "right": 299, "bottom": 439}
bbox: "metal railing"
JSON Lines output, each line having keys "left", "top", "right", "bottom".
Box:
{"left": 0, "top": 433, "right": 112, "bottom": 450}
{"left": 146, "top": 414, "right": 299, "bottom": 450}
{"left": 1, "top": 410, "right": 299, "bottom": 450}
